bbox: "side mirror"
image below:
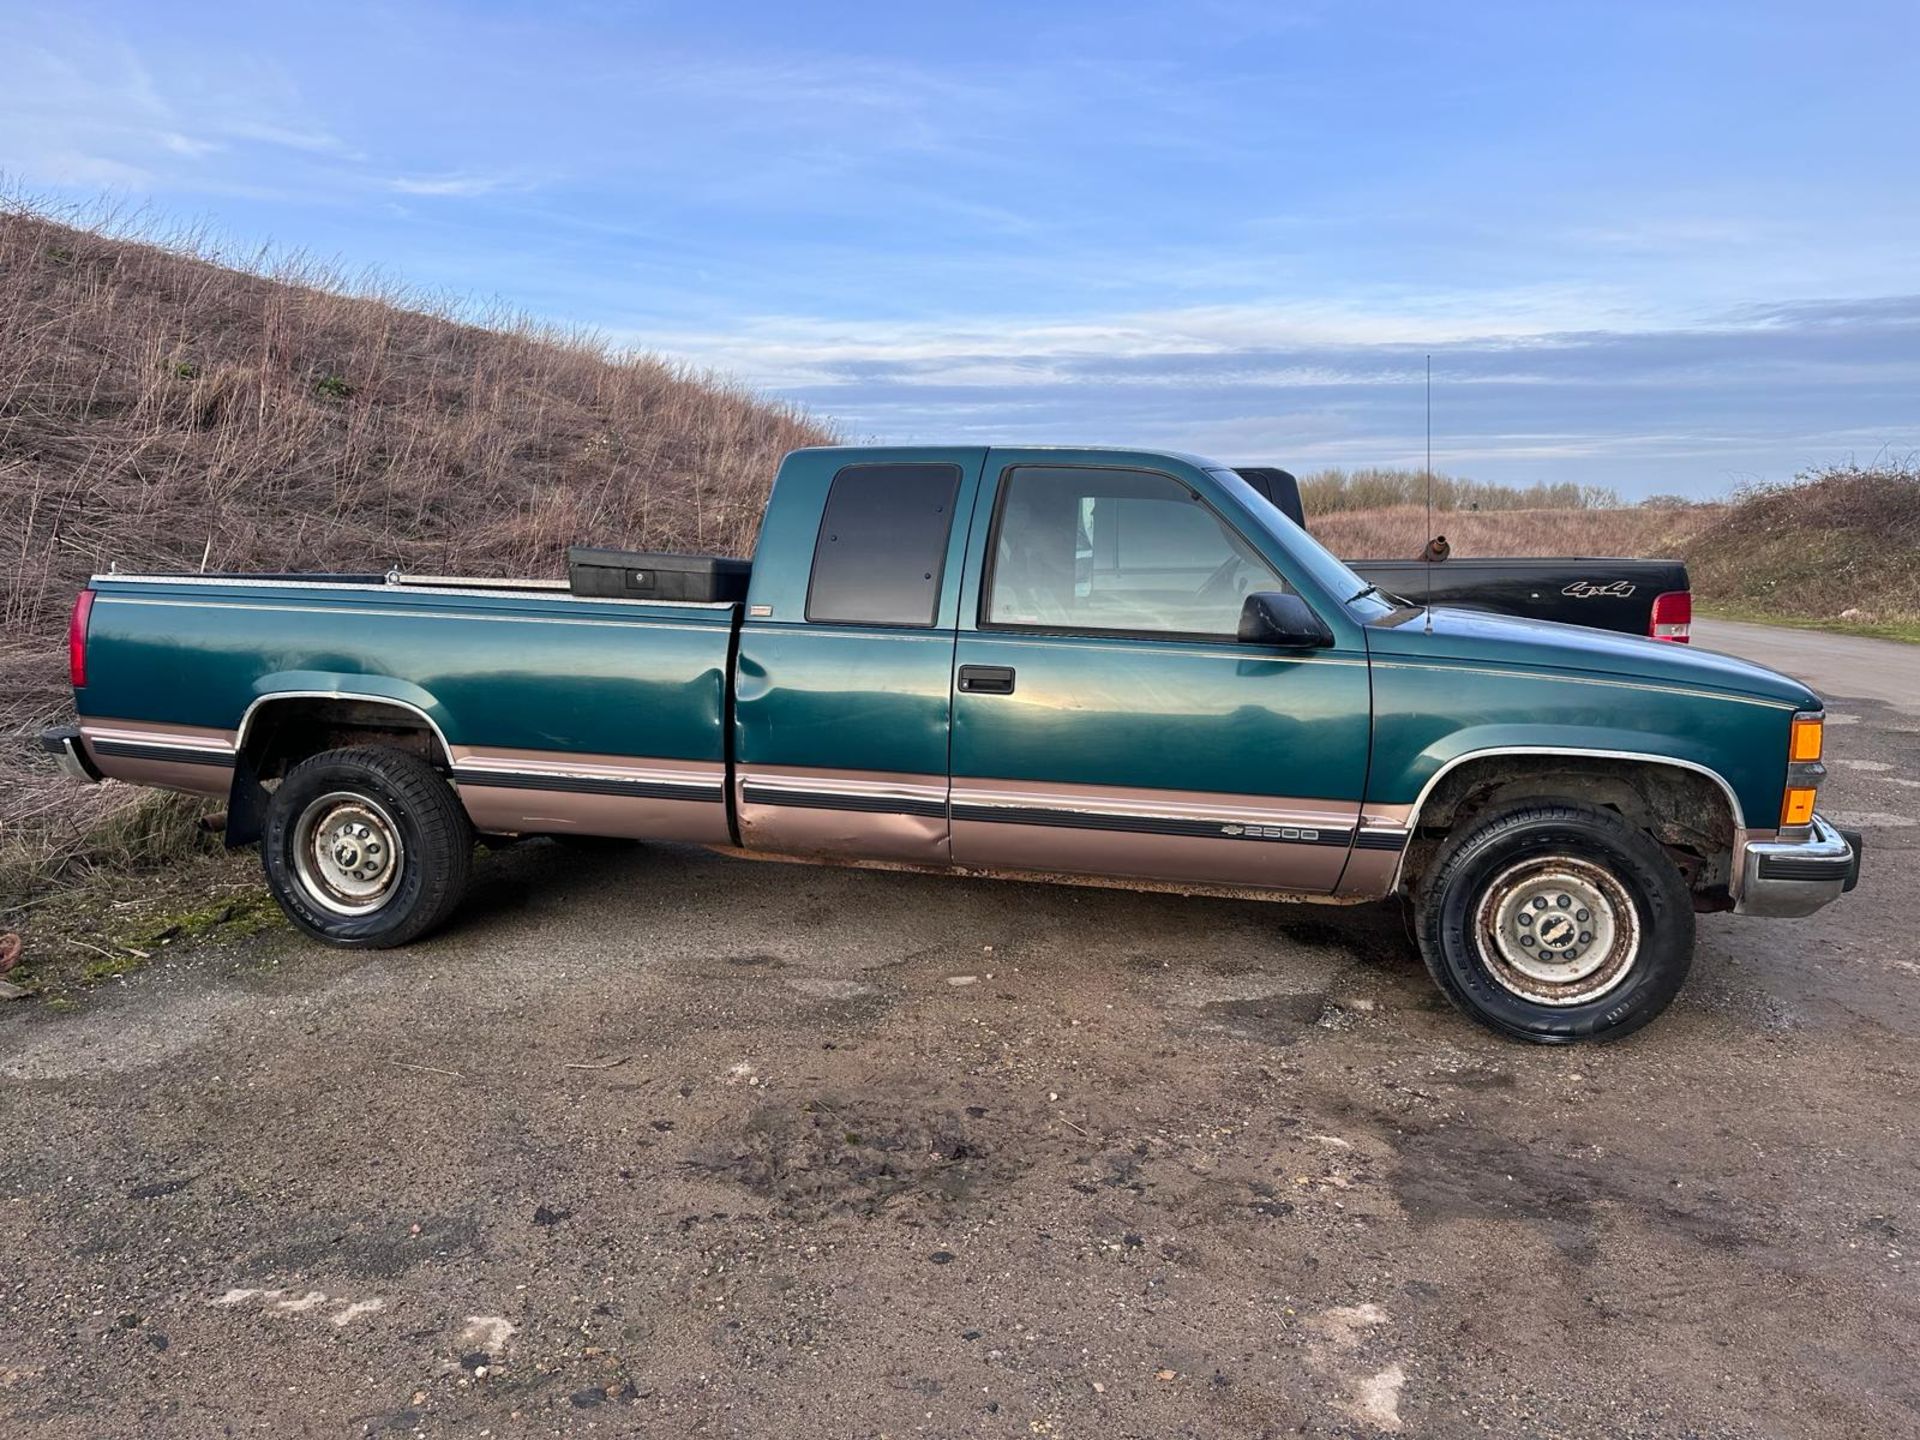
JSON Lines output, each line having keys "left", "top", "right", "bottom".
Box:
{"left": 1238, "top": 591, "right": 1334, "bottom": 649}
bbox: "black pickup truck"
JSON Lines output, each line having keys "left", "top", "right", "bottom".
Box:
{"left": 1235, "top": 468, "right": 1692, "bottom": 642}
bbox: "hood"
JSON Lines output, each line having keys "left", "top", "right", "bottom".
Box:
{"left": 1367, "top": 606, "right": 1820, "bottom": 710}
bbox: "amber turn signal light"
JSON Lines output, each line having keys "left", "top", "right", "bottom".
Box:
{"left": 1789, "top": 714, "right": 1824, "bottom": 763}
{"left": 1781, "top": 786, "right": 1817, "bottom": 828}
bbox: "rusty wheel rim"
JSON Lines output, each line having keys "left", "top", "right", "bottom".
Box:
{"left": 1472, "top": 856, "right": 1640, "bottom": 1006}
{"left": 293, "top": 791, "right": 405, "bottom": 916}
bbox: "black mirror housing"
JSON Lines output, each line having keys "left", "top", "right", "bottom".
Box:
{"left": 1237, "top": 591, "right": 1334, "bottom": 648}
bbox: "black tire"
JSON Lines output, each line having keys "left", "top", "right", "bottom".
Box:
{"left": 263, "top": 746, "right": 473, "bottom": 948}
{"left": 1414, "top": 800, "right": 1694, "bottom": 1044}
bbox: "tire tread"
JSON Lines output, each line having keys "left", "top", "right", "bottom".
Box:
{"left": 1415, "top": 799, "right": 1694, "bottom": 1044}
{"left": 264, "top": 746, "right": 472, "bottom": 948}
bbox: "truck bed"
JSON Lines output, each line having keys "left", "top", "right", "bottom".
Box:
{"left": 76, "top": 572, "right": 742, "bottom": 841}
{"left": 1349, "top": 555, "right": 1691, "bottom": 635}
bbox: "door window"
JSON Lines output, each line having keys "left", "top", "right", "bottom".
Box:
{"left": 984, "top": 466, "right": 1284, "bottom": 636}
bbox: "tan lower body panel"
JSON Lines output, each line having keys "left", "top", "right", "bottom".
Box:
{"left": 736, "top": 765, "right": 949, "bottom": 864}
{"left": 1335, "top": 804, "right": 1417, "bottom": 899}
{"left": 717, "top": 844, "right": 1382, "bottom": 906}
{"left": 78, "top": 718, "right": 237, "bottom": 798}
{"left": 450, "top": 746, "right": 729, "bottom": 845}
{"left": 951, "top": 777, "right": 1363, "bottom": 893}
{"left": 1333, "top": 845, "right": 1405, "bottom": 899}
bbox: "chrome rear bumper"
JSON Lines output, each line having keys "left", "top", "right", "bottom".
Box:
{"left": 38, "top": 725, "right": 101, "bottom": 784}
{"left": 1735, "top": 814, "right": 1861, "bottom": 917}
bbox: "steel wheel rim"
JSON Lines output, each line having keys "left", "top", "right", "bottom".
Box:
{"left": 1472, "top": 855, "right": 1640, "bottom": 1006}
{"left": 292, "top": 791, "right": 405, "bottom": 916}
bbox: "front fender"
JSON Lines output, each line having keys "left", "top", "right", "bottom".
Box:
{"left": 1367, "top": 671, "right": 1793, "bottom": 831}
{"left": 1385, "top": 725, "right": 1750, "bottom": 830}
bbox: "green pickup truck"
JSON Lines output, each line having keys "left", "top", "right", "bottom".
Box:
{"left": 42, "top": 445, "right": 1860, "bottom": 1043}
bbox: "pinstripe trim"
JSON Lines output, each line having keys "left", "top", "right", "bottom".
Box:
{"left": 961, "top": 634, "right": 1368, "bottom": 666}
{"left": 450, "top": 768, "right": 722, "bottom": 802}
{"left": 741, "top": 784, "right": 946, "bottom": 818}
{"left": 91, "top": 574, "right": 732, "bottom": 610}
{"left": 95, "top": 596, "right": 728, "bottom": 635}
{"left": 1369, "top": 659, "right": 1799, "bottom": 710}
{"left": 952, "top": 802, "right": 1353, "bottom": 847}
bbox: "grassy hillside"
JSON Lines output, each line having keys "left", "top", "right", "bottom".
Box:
{"left": 1683, "top": 461, "right": 1920, "bottom": 636}
{"left": 1, "top": 203, "right": 831, "bottom": 901}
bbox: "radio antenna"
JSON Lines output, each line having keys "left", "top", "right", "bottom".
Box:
{"left": 1423, "top": 353, "right": 1434, "bottom": 634}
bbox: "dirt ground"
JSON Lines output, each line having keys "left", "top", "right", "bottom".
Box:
{"left": 2, "top": 685, "right": 1917, "bottom": 1437}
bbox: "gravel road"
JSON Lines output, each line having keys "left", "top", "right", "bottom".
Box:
{"left": 3, "top": 625, "right": 1917, "bottom": 1439}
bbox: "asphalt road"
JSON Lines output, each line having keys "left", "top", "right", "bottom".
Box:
{"left": 1693, "top": 618, "right": 1920, "bottom": 712}
{"left": 3, "top": 624, "right": 1917, "bottom": 1439}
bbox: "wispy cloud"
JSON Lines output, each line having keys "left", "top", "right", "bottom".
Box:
{"left": 385, "top": 171, "right": 525, "bottom": 198}
{"left": 640, "top": 288, "right": 1661, "bottom": 389}
{"left": 658, "top": 294, "right": 1920, "bottom": 492}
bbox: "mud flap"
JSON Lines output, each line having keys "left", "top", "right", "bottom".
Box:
{"left": 224, "top": 752, "right": 271, "bottom": 848}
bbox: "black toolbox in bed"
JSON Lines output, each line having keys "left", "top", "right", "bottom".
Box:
{"left": 566, "top": 547, "right": 752, "bottom": 603}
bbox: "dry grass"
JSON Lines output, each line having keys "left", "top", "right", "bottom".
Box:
{"left": 1308, "top": 503, "right": 1718, "bottom": 562}
{"left": 1684, "top": 460, "right": 1920, "bottom": 627}
{"left": 0, "top": 199, "right": 831, "bottom": 907}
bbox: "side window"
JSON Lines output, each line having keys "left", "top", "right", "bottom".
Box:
{"left": 807, "top": 463, "right": 962, "bottom": 627}
{"left": 984, "top": 466, "right": 1285, "bottom": 636}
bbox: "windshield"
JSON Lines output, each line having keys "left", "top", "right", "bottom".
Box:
{"left": 1206, "top": 468, "right": 1397, "bottom": 619}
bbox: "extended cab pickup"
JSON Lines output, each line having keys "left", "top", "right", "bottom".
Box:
{"left": 42, "top": 446, "right": 1860, "bottom": 1042}
{"left": 1234, "top": 468, "right": 1693, "bottom": 641}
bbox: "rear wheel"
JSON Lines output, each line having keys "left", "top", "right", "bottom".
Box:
{"left": 263, "top": 746, "right": 472, "bottom": 947}
{"left": 1415, "top": 800, "right": 1693, "bottom": 1043}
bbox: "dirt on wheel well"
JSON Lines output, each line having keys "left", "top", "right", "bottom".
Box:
{"left": 1402, "top": 755, "right": 1738, "bottom": 900}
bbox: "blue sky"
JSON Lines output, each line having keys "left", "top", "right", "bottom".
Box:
{"left": 6, "top": 0, "right": 1917, "bottom": 496}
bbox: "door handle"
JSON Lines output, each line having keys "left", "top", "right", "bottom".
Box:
{"left": 959, "top": 664, "right": 1016, "bottom": 695}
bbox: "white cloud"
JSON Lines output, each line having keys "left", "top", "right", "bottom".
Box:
{"left": 633, "top": 288, "right": 1661, "bottom": 390}
{"left": 158, "top": 132, "right": 224, "bottom": 159}
{"left": 385, "top": 172, "right": 520, "bottom": 198}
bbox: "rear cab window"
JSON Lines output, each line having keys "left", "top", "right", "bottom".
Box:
{"left": 806, "top": 463, "right": 963, "bottom": 627}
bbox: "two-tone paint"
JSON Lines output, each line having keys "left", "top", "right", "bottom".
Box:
{"left": 67, "top": 445, "right": 1834, "bottom": 912}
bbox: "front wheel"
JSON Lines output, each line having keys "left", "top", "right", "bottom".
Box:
{"left": 1415, "top": 800, "right": 1694, "bottom": 1043}
{"left": 263, "top": 746, "right": 473, "bottom": 947}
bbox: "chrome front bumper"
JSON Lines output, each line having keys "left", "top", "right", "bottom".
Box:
{"left": 1734, "top": 814, "right": 1862, "bottom": 917}
{"left": 38, "top": 725, "right": 101, "bottom": 784}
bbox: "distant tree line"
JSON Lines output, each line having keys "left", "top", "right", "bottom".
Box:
{"left": 1297, "top": 468, "right": 1624, "bottom": 514}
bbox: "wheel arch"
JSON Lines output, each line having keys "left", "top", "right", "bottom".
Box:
{"left": 1395, "top": 747, "right": 1745, "bottom": 904}
{"left": 225, "top": 687, "right": 456, "bottom": 846}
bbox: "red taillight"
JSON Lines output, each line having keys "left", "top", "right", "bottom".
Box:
{"left": 1649, "top": 590, "right": 1691, "bottom": 643}
{"left": 68, "top": 589, "right": 94, "bottom": 688}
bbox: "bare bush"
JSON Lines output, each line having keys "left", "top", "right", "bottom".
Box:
{"left": 1299, "top": 467, "right": 1622, "bottom": 515}
{"left": 1684, "top": 460, "right": 1920, "bottom": 622}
